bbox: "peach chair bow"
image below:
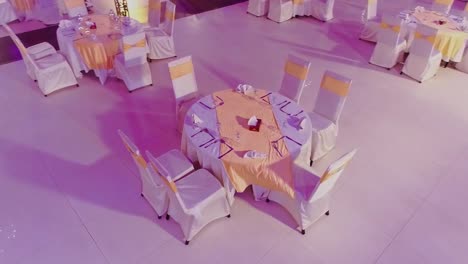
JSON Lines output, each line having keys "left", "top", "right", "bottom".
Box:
{"left": 123, "top": 38, "right": 146, "bottom": 52}
{"left": 434, "top": 0, "right": 453, "bottom": 6}
{"left": 64, "top": 0, "right": 85, "bottom": 9}
{"left": 414, "top": 32, "right": 436, "bottom": 44}
{"left": 284, "top": 61, "right": 308, "bottom": 80}
{"left": 380, "top": 22, "right": 401, "bottom": 33}
{"left": 320, "top": 74, "right": 350, "bottom": 97}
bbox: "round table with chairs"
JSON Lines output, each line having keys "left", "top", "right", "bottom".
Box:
{"left": 57, "top": 14, "right": 141, "bottom": 83}
{"left": 181, "top": 88, "right": 313, "bottom": 205}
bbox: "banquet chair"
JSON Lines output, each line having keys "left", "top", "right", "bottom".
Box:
{"left": 401, "top": 25, "right": 442, "bottom": 83}
{"left": 2, "top": 23, "right": 56, "bottom": 62}
{"left": 369, "top": 14, "right": 407, "bottom": 69}
{"left": 431, "top": 0, "right": 453, "bottom": 14}
{"left": 168, "top": 56, "right": 201, "bottom": 133}
{"left": 307, "top": 0, "right": 335, "bottom": 22}
{"left": 117, "top": 131, "right": 195, "bottom": 217}
{"left": 64, "top": 0, "right": 88, "bottom": 17}
{"left": 0, "top": 0, "right": 18, "bottom": 24}
{"left": 278, "top": 54, "right": 311, "bottom": 104}
{"left": 267, "top": 0, "right": 293, "bottom": 23}
{"left": 359, "top": 0, "right": 380, "bottom": 42}
{"left": 147, "top": 153, "right": 231, "bottom": 245}
{"left": 148, "top": 0, "right": 162, "bottom": 28}
{"left": 7, "top": 26, "right": 78, "bottom": 96}
{"left": 114, "top": 32, "right": 153, "bottom": 92}
{"left": 247, "top": 0, "right": 269, "bottom": 16}
{"left": 266, "top": 149, "right": 357, "bottom": 234}
{"left": 455, "top": 46, "right": 468, "bottom": 73}
{"left": 309, "top": 71, "right": 352, "bottom": 164}
{"left": 146, "top": 0, "right": 176, "bottom": 60}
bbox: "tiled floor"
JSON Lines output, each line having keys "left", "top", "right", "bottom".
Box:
{"left": 1, "top": 0, "right": 468, "bottom": 263}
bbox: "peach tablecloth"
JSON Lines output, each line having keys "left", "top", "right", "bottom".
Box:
{"left": 182, "top": 89, "right": 313, "bottom": 203}
{"left": 409, "top": 10, "right": 468, "bottom": 62}
{"left": 74, "top": 15, "right": 121, "bottom": 70}
{"left": 10, "top": 0, "right": 35, "bottom": 11}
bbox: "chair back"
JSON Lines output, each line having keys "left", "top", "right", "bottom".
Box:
{"left": 410, "top": 24, "right": 439, "bottom": 58}
{"left": 120, "top": 32, "right": 148, "bottom": 66}
{"left": 2, "top": 23, "right": 39, "bottom": 71}
{"left": 145, "top": 150, "right": 172, "bottom": 187}
{"left": 365, "top": 0, "right": 378, "bottom": 20}
{"left": 377, "top": 14, "right": 404, "bottom": 47}
{"left": 310, "top": 149, "right": 357, "bottom": 202}
{"left": 161, "top": 1, "right": 175, "bottom": 36}
{"left": 117, "top": 130, "right": 149, "bottom": 184}
{"left": 168, "top": 56, "right": 199, "bottom": 106}
{"left": 64, "top": 0, "right": 88, "bottom": 17}
{"left": 432, "top": 0, "right": 453, "bottom": 14}
{"left": 148, "top": 0, "right": 162, "bottom": 28}
{"left": 313, "top": 70, "right": 351, "bottom": 124}
{"left": 279, "top": 54, "right": 311, "bottom": 103}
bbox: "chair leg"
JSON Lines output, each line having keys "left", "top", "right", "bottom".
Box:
{"left": 76, "top": 84, "right": 79, "bottom": 87}
{"left": 309, "top": 160, "right": 313, "bottom": 167}
{"left": 226, "top": 214, "right": 231, "bottom": 218}
{"left": 44, "top": 94, "right": 48, "bottom": 97}
{"left": 185, "top": 240, "right": 189, "bottom": 245}
{"left": 325, "top": 210, "right": 330, "bottom": 216}
{"left": 128, "top": 90, "right": 133, "bottom": 93}
{"left": 301, "top": 229, "right": 305, "bottom": 235}
{"left": 266, "top": 198, "right": 270, "bottom": 203}
{"left": 140, "top": 193, "right": 144, "bottom": 197}
{"left": 400, "top": 71, "right": 404, "bottom": 75}
{"left": 166, "top": 214, "right": 170, "bottom": 220}
{"left": 157, "top": 215, "right": 162, "bottom": 219}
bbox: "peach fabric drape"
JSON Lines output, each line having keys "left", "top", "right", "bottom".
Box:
{"left": 214, "top": 90, "right": 295, "bottom": 198}
{"left": 11, "top": 0, "right": 36, "bottom": 12}
{"left": 74, "top": 15, "right": 121, "bottom": 69}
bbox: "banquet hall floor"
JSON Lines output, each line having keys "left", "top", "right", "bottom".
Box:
{"left": 1, "top": 0, "right": 468, "bottom": 263}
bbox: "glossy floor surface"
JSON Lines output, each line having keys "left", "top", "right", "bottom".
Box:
{"left": 1, "top": 0, "right": 468, "bottom": 263}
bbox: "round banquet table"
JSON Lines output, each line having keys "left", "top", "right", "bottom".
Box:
{"left": 181, "top": 89, "right": 313, "bottom": 205}
{"left": 403, "top": 9, "right": 468, "bottom": 62}
{"left": 57, "top": 14, "right": 140, "bottom": 83}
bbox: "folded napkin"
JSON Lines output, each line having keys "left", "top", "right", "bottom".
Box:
{"left": 248, "top": 116, "right": 258, "bottom": 126}
{"left": 291, "top": 116, "right": 307, "bottom": 130}
{"left": 243, "top": 150, "right": 267, "bottom": 159}
{"left": 59, "top": 20, "right": 73, "bottom": 29}
{"left": 236, "top": 84, "right": 255, "bottom": 95}
{"left": 191, "top": 113, "right": 203, "bottom": 126}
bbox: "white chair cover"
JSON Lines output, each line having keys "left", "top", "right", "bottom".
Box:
{"left": 0, "top": 0, "right": 17, "bottom": 23}
{"left": 64, "top": 0, "right": 87, "bottom": 17}
{"left": 402, "top": 24, "right": 442, "bottom": 82}
{"left": 168, "top": 56, "right": 200, "bottom": 132}
{"left": 432, "top": 0, "right": 453, "bottom": 14}
{"left": 310, "top": 71, "right": 351, "bottom": 162}
{"left": 248, "top": 0, "right": 269, "bottom": 17}
{"left": 160, "top": 168, "right": 231, "bottom": 243}
{"left": 267, "top": 149, "right": 357, "bottom": 232}
{"left": 369, "top": 14, "right": 407, "bottom": 69}
{"left": 455, "top": 46, "right": 468, "bottom": 73}
{"left": 279, "top": 54, "right": 311, "bottom": 103}
{"left": 268, "top": 0, "right": 292, "bottom": 23}
{"left": 146, "top": 0, "right": 176, "bottom": 60}
{"left": 114, "top": 32, "right": 153, "bottom": 92}
{"left": 117, "top": 130, "right": 170, "bottom": 217}
{"left": 306, "top": 0, "right": 334, "bottom": 22}
{"left": 360, "top": 0, "right": 380, "bottom": 42}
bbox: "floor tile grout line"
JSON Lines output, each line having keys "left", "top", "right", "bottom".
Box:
{"left": 371, "top": 159, "right": 462, "bottom": 264}
{"left": 39, "top": 154, "right": 113, "bottom": 264}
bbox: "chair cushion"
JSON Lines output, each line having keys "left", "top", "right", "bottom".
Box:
{"left": 175, "top": 169, "right": 223, "bottom": 210}
{"left": 36, "top": 53, "right": 66, "bottom": 70}
{"left": 154, "top": 149, "right": 194, "bottom": 181}
{"left": 28, "top": 42, "right": 57, "bottom": 60}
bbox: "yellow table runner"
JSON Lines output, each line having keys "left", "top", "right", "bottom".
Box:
{"left": 214, "top": 90, "right": 295, "bottom": 198}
